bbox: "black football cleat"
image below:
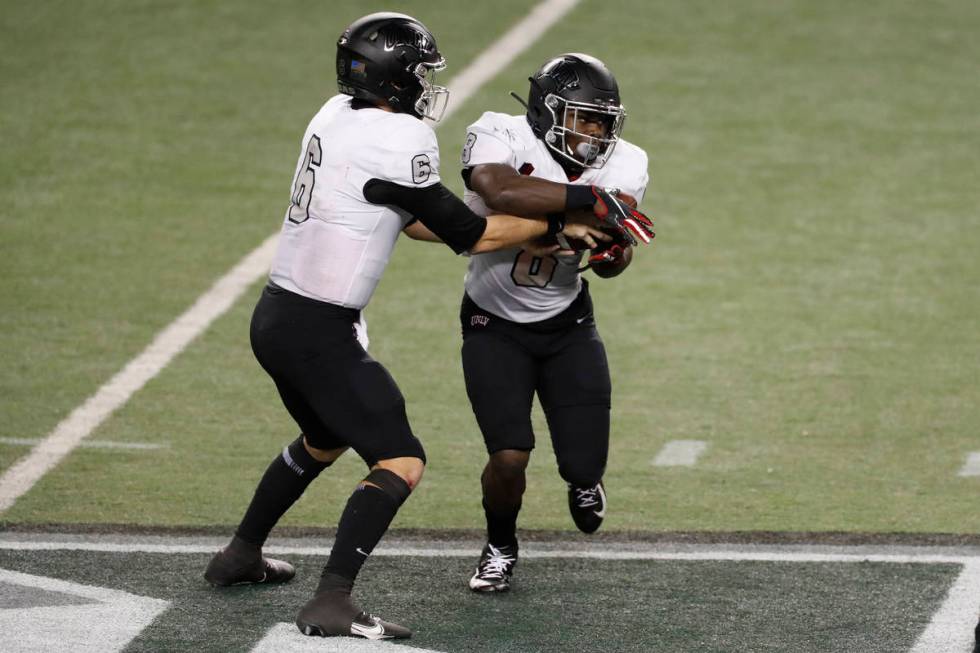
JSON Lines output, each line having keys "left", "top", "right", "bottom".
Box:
{"left": 468, "top": 542, "right": 518, "bottom": 592}
{"left": 567, "top": 481, "right": 606, "bottom": 534}
{"left": 204, "top": 537, "right": 295, "bottom": 587}
{"left": 296, "top": 590, "right": 411, "bottom": 640}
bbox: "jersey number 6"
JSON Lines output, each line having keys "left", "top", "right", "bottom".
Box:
{"left": 288, "top": 135, "right": 322, "bottom": 224}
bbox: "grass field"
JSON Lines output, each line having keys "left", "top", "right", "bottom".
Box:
{"left": 2, "top": 1, "right": 979, "bottom": 651}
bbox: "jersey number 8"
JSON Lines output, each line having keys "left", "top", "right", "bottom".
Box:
{"left": 511, "top": 250, "right": 557, "bottom": 288}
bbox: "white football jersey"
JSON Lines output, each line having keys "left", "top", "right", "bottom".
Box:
{"left": 269, "top": 95, "right": 441, "bottom": 310}
{"left": 461, "top": 111, "right": 649, "bottom": 322}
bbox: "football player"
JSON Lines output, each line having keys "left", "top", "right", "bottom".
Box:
{"left": 202, "top": 14, "right": 614, "bottom": 640}
{"left": 459, "top": 54, "right": 654, "bottom": 592}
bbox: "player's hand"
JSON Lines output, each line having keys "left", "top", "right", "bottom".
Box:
{"left": 590, "top": 187, "right": 655, "bottom": 246}
{"left": 522, "top": 237, "right": 562, "bottom": 257}
{"left": 559, "top": 222, "right": 612, "bottom": 252}
{"left": 588, "top": 243, "right": 627, "bottom": 265}
{"left": 563, "top": 206, "right": 603, "bottom": 227}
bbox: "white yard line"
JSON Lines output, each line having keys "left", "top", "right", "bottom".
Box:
{"left": 652, "top": 439, "right": 708, "bottom": 466}
{"left": 0, "top": 568, "right": 170, "bottom": 653}
{"left": 958, "top": 451, "right": 980, "bottom": 477}
{"left": 0, "top": 438, "right": 168, "bottom": 451}
{"left": 1, "top": 538, "right": 978, "bottom": 566}
{"left": 0, "top": 0, "right": 582, "bottom": 515}
{"left": 0, "top": 235, "right": 278, "bottom": 514}
{"left": 910, "top": 559, "right": 980, "bottom": 653}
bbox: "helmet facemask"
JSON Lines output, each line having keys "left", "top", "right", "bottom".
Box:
{"left": 542, "top": 94, "right": 626, "bottom": 169}
{"left": 411, "top": 58, "right": 449, "bottom": 121}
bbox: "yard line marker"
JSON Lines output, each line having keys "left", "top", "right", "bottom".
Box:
{"left": 0, "top": 438, "right": 168, "bottom": 451}
{"left": 1, "top": 538, "right": 979, "bottom": 566}
{"left": 910, "top": 559, "right": 980, "bottom": 653}
{"left": 0, "top": 0, "right": 582, "bottom": 515}
{"left": 652, "top": 439, "right": 708, "bottom": 467}
{"left": 0, "top": 568, "right": 170, "bottom": 653}
{"left": 957, "top": 451, "right": 980, "bottom": 477}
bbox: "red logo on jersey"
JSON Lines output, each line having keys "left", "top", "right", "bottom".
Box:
{"left": 518, "top": 162, "right": 535, "bottom": 176}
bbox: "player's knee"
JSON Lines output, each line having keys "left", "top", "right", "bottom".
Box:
{"left": 358, "top": 467, "right": 415, "bottom": 506}
{"left": 488, "top": 449, "right": 530, "bottom": 483}
{"left": 557, "top": 455, "right": 605, "bottom": 488}
{"left": 374, "top": 456, "right": 425, "bottom": 491}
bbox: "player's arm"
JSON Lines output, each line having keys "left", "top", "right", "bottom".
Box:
{"left": 465, "top": 163, "right": 574, "bottom": 216}
{"left": 472, "top": 214, "right": 610, "bottom": 254}
{"left": 402, "top": 220, "right": 442, "bottom": 243}
{"left": 365, "top": 179, "right": 608, "bottom": 254}
{"left": 465, "top": 163, "right": 654, "bottom": 245}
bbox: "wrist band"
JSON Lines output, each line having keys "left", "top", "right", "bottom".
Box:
{"left": 565, "top": 184, "right": 595, "bottom": 210}
{"left": 546, "top": 213, "right": 565, "bottom": 235}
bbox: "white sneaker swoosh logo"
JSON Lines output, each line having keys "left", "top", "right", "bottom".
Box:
{"left": 593, "top": 484, "right": 607, "bottom": 518}
{"left": 351, "top": 619, "right": 388, "bottom": 639}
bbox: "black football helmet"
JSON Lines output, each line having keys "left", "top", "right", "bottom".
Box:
{"left": 524, "top": 53, "right": 626, "bottom": 169}
{"left": 336, "top": 12, "right": 449, "bottom": 121}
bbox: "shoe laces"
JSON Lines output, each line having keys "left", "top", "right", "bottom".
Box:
{"left": 478, "top": 545, "right": 516, "bottom": 579}
{"left": 572, "top": 485, "right": 601, "bottom": 509}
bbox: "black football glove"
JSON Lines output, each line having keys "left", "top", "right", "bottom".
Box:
{"left": 590, "top": 187, "right": 655, "bottom": 246}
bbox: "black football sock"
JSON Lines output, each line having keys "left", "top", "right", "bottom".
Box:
{"left": 483, "top": 498, "right": 520, "bottom": 548}
{"left": 234, "top": 436, "right": 330, "bottom": 546}
{"left": 317, "top": 468, "right": 411, "bottom": 593}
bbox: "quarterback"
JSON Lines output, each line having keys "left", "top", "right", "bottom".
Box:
{"left": 202, "top": 14, "right": 615, "bottom": 641}
{"left": 459, "top": 54, "right": 654, "bottom": 592}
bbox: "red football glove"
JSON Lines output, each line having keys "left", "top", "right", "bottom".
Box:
{"left": 588, "top": 243, "right": 626, "bottom": 266}
{"left": 590, "top": 187, "right": 655, "bottom": 246}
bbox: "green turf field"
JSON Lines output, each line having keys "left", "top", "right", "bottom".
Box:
{"left": 2, "top": 0, "right": 979, "bottom": 651}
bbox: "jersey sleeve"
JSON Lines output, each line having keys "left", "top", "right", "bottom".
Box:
{"left": 460, "top": 112, "right": 520, "bottom": 169}
{"left": 632, "top": 167, "right": 650, "bottom": 205}
{"left": 363, "top": 180, "right": 487, "bottom": 254}
{"left": 604, "top": 143, "right": 650, "bottom": 205}
{"left": 366, "top": 117, "right": 442, "bottom": 189}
